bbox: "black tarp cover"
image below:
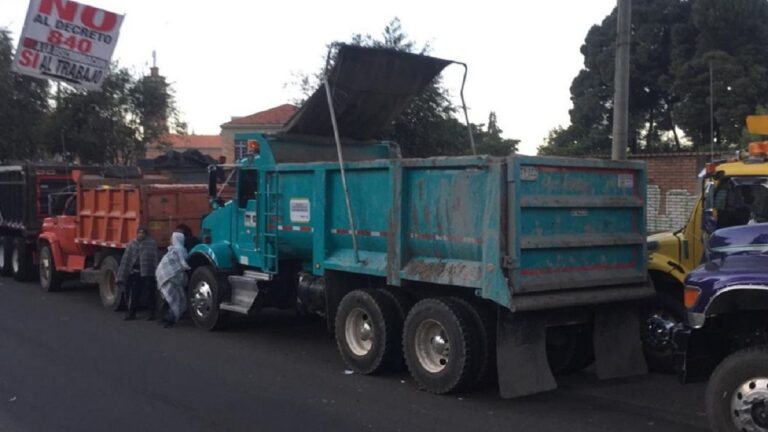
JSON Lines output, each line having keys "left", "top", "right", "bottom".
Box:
{"left": 281, "top": 45, "right": 452, "bottom": 141}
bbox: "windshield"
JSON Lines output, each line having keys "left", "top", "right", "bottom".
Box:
{"left": 711, "top": 176, "right": 768, "bottom": 229}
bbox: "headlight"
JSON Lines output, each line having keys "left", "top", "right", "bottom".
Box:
{"left": 647, "top": 240, "right": 659, "bottom": 252}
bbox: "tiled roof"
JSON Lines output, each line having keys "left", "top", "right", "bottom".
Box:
{"left": 222, "top": 104, "right": 298, "bottom": 127}
{"left": 158, "top": 134, "right": 223, "bottom": 150}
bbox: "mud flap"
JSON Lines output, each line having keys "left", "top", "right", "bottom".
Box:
{"left": 593, "top": 304, "right": 648, "bottom": 379}
{"left": 496, "top": 309, "right": 557, "bottom": 398}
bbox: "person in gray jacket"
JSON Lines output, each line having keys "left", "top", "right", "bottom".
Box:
{"left": 117, "top": 227, "right": 159, "bottom": 321}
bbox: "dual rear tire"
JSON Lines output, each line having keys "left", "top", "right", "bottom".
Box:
{"left": 334, "top": 291, "right": 490, "bottom": 394}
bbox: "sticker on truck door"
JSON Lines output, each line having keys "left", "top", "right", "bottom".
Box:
{"left": 618, "top": 174, "right": 635, "bottom": 188}
{"left": 290, "top": 198, "right": 310, "bottom": 223}
{"left": 521, "top": 166, "right": 539, "bottom": 181}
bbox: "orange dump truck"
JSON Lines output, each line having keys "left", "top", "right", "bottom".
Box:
{"left": 37, "top": 170, "right": 211, "bottom": 310}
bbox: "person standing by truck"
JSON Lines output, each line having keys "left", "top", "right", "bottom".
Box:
{"left": 117, "top": 227, "right": 159, "bottom": 321}
{"left": 155, "top": 232, "right": 190, "bottom": 328}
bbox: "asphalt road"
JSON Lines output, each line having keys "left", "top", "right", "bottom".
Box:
{"left": 0, "top": 277, "right": 709, "bottom": 432}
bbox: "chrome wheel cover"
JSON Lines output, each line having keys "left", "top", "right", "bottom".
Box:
{"left": 11, "top": 247, "right": 19, "bottom": 274}
{"left": 344, "top": 307, "right": 374, "bottom": 356}
{"left": 415, "top": 319, "right": 450, "bottom": 373}
{"left": 40, "top": 248, "right": 52, "bottom": 285}
{"left": 732, "top": 377, "right": 768, "bottom": 431}
{"left": 191, "top": 281, "right": 213, "bottom": 320}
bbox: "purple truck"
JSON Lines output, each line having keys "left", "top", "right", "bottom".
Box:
{"left": 673, "top": 222, "right": 768, "bottom": 431}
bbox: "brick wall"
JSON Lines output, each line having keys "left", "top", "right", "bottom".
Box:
{"left": 629, "top": 153, "right": 713, "bottom": 233}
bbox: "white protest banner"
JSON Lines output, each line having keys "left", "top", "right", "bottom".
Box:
{"left": 11, "top": 0, "right": 124, "bottom": 90}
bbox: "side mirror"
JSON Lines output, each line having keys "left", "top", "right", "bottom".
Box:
{"left": 702, "top": 208, "right": 717, "bottom": 234}
{"left": 207, "top": 165, "right": 217, "bottom": 198}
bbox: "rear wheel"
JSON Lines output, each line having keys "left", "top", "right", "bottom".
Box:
{"left": 38, "top": 243, "right": 62, "bottom": 292}
{"left": 99, "top": 256, "right": 124, "bottom": 311}
{"left": 12, "top": 237, "right": 33, "bottom": 281}
{"left": 0, "top": 236, "right": 12, "bottom": 276}
{"left": 403, "top": 297, "right": 482, "bottom": 394}
{"left": 335, "top": 289, "right": 403, "bottom": 374}
{"left": 189, "top": 266, "right": 226, "bottom": 331}
{"left": 547, "top": 324, "right": 595, "bottom": 374}
{"left": 706, "top": 347, "right": 768, "bottom": 432}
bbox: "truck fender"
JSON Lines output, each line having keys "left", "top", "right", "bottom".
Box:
{"left": 37, "top": 233, "right": 64, "bottom": 271}
{"left": 647, "top": 253, "right": 686, "bottom": 287}
{"left": 188, "top": 243, "right": 235, "bottom": 270}
{"left": 702, "top": 285, "right": 768, "bottom": 318}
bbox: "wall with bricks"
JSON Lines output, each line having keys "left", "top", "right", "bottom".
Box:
{"left": 629, "top": 153, "right": 713, "bottom": 233}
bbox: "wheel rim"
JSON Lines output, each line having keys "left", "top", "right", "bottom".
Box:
{"left": 191, "top": 281, "right": 213, "bottom": 320}
{"left": 102, "top": 270, "right": 116, "bottom": 303}
{"left": 0, "top": 243, "right": 5, "bottom": 269}
{"left": 415, "top": 319, "right": 450, "bottom": 373}
{"left": 344, "top": 307, "right": 374, "bottom": 356}
{"left": 11, "top": 248, "right": 19, "bottom": 274}
{"left": 40, "top": 248, "right": 51, "bottom": 285}
{"left": 731, "top": 377, "right": 768, "bottom": 431}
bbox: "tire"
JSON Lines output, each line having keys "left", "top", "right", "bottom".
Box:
{"left": 546, "top": 324, "right": 594, "bottom": 374}
{"left": 376, "top": 288, "right": 414, "bottom": 371}
{"left": 99, "top": 256, "right": 125, "bottom": 311}
{"left": 447, "top": 297, "right": 494, "bottom": 386}
{"left": 335, "top": 289, "right": 403, "bottom": 374}
{"left": 188, "top": 266, "right": 227, "bottom": 331}
{"left": 706, "top": 346, "right": 768, "bottom": 432}
{"left": 403, "top": 297, "right": 482, "bottom": 394}
{"left": 0, "top": 236, "right": 13, "bottom": 276}
{"left": 38, "top": 243, "right": 62, "bottom": 292}
{"left": 12, "top": 237, "right": 33, "bottom": 281}
{"left": 641, "top": 292, "right": 685, "bottom": 373}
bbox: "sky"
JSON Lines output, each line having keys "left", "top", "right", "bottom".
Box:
{"left": 0, "top": 0, "right": 618, "bottom": 155}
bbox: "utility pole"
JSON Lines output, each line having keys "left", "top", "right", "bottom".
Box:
{"left": 612, "top": 0, "right": 631, "bottom": 160}
{"left": 709, "top": 60, "right": 714, "bottom": 161}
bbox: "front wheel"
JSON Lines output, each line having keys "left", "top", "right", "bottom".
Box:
{"left": 38, "top": 243, "right": 62, "bottom": 292}
{"left": 188, "top": 266, "right": 226, "bottom": 331}
{"left": 706, "top": 347, "right": 768, "bottom": 432}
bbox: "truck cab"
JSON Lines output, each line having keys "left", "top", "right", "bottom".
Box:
{"left": 672, "top": 222, "right": 768, "bottom": 432}
{"left": 644, "top": 116, "right": 768, "bottom": 369}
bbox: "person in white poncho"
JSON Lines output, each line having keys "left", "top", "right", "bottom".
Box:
{"left": 155, "top": 231, "right": 190, "bottom": 328}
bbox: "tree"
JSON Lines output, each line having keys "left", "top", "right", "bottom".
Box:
{"left": 0, "top": 29, "right": 50, "bottom": 161}
{"left": 540, "top": 0, "right": 768, "bottom": 156}
{"left": 46, "top": 65, "right": 183, "bottom": 165}
{"left": 291, "top": 18, "right": 518, "bottom": 157}
{"left": 540, "top": 0, "right": 689, "bottom": 156}
{"left": 475, "top": 111, "right": 520, "bottom": 156}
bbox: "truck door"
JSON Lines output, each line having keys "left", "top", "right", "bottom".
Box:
{"left": 233, "top": 169, "right": 261, "bottom": 268}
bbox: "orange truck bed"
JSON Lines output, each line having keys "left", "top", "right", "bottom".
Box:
{"left": 76, "top": 182, "right": 210, "bottom": 248}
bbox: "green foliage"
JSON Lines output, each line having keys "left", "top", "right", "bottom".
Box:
{"left": 0, "top": 27, "right": 183, "bottom": 164}
{"left": 539, "top": 0, "right": 768, "bottom": 156}
{"left": 0, "top": 29, "right": 49, "bottom": 161}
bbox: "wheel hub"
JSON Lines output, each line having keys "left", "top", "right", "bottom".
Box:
{"left": 732, "top": 377, "right": 768, "bottom": 431}
{"left": 344, "top": 308, "right": 374, "bottom": 356}
{"left": 643, "top": 312, "right": 679, "bottom": 352}
{"left": 415, "top": 319, "right": 450, "bottom": 373}
{"left": 191, "top": 282, "right": 213, "bottom": 320}
{"left": 40, "top": 254, "right": 51, "bottom": 283}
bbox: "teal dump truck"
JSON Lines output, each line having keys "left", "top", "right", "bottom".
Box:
{"left": 187, "top": 46, "right": 653, "bottom": 397}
